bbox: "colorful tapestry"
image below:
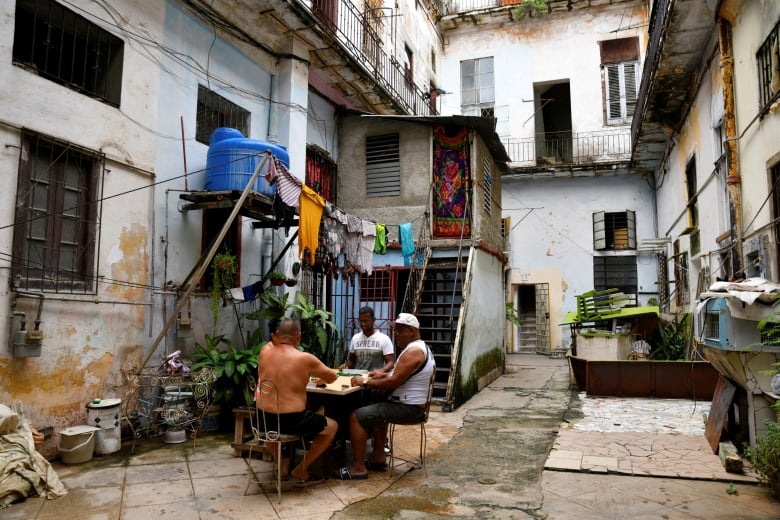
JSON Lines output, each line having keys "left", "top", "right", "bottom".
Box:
{"left": 432, "top": 125, "right": 471, "bottom": 238}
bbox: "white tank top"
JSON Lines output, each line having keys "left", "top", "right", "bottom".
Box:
{"left": 390, "top": 340, "right": 435, "bottom": 405}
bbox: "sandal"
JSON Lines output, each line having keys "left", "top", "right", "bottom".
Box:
{"left": 365, "top": 460, "right": 388, "bottom": 471}
{"left": 335, "top": 466, "right": 368, "bottom": 480}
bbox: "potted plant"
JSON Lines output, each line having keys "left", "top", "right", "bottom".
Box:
{"left": 190, "top": 334, "right": 263, "bottom": 430}
{"left": 267, "top": 271, "right": 286, "bottom": 286}
{"left": 289, "top": 292, "right": 341, "bottom": 366}
{"left": 210, "top": 251, "right": 237, "bottom": 333}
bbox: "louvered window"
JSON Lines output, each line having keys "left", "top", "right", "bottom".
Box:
{"left": 196, "top": 85, "right": 250, "bottom": 145}
{"left": 605, "top": 62, "right": 638, "bottom": 124}
{"left": 482, "top": 156, "right": 493, "bottom": 215}
{"left": 365, "top": 134, "right": 400, "bottom": 197}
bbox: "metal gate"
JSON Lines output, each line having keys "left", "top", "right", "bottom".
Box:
{"left": 535, "top": 283, "right": 551, "bottom": 353}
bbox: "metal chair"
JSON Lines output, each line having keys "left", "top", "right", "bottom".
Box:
{"left": 388, "top": 368, "right": 436, "bottom": 472}
{"left": 244, "top": 379, "right": 306, "bottom": 503}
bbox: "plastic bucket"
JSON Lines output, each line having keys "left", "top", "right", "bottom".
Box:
{"left": 86, "top": 398, "right": 122, "bottom": 455}
{"left": 58, "top": 425, "right": 99, "bottom": 464}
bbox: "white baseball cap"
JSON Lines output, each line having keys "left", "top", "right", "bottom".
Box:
{"left": 394, "top": 313, "right": 420, "bottom": 329}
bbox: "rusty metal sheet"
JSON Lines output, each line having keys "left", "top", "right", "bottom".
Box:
{"left": 705, "top": 376, "right": 737, "bottom": 454}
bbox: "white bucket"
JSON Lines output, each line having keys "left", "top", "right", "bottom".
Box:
{"left": 58, "top": 425, "right": 99, "bottom": 464}
{"left": 86, "top": 398, "right": 122, "bottom": 455}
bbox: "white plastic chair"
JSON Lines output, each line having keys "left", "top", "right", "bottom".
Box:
{"left": 245, "top": 380, "right": 306, "bottom": 503}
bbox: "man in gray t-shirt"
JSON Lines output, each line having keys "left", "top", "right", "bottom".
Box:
{"left": 340, "top": 307, "right": 394, "bottom": 372}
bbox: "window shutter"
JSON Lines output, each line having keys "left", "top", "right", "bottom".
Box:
{"left": 624, "top": 63, "right": 637, "bottom": 117}
{"left": 606, "top": 64, "right": 622, "bottom": 119}
{"left": 365, "top": 134, "right": 400, "bottom": 197}
{"left": 626, "top": 209, "right": 636, "bottom": 249}
{"left": 593, "top": 211, "right": 606, "bottom": 250}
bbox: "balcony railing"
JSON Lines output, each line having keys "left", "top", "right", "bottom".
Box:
{"left": 300, "top": 0, "right": 432, "bottom": 116}
{"left": 503, "top": 129, "right": 632, "bottom": 167}
{"left": 441, "top": 0, "right": 522, "bottom": 16}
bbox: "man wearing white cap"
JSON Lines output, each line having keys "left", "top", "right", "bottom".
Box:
{"left": 335, "top": 312, "right": 435, "bottom": 479}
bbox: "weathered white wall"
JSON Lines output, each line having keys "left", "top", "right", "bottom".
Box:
{"left": 0, "top": 0, "right": 161, "bottom": 455}
{"left": 458, "top": 248, "right": 504, "bottom": 394}
{"left": 438, "top": 2, "right": 647, "bottom": 139}
{"left": 503, "top": 174, "right": 657, "bottom": 348}
{"left": 731, "top": 1, "right": 780, "bottom": 270}
{"left": 653, "top": 30, "right": 727, "bottom": 308}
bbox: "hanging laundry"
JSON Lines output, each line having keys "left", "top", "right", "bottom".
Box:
{"left": 374, "top": 224, "right": 387, "bottom": 254}
{"left": 360, "top": 219, "right": 376, "bottom": 275}
{"left": 299, "top": 184, "right": 325, "bottom": 264}
{"left": 265, "top": 156, "right": 301, "bottom": 208}
{"left": 399, "top": 222, "right": 415, "bottom": 257}
{"left": 323, "top": 203, "right": 346, "bottom": 256}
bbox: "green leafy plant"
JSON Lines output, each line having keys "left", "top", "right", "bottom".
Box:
{"left": 505, "top": 301, "right": 522, "bottom": 328}
{"left": 650, "top": 313, "right": 690, "bottom": 360}
{"left": 190, "top": 334, "right": 261, "bottom": 406}
{"left": 513, "top": 0, "right": 547, "bottom": 21}
{"left": 290, "top": 292, "right": 341, "bottom": 365}
{"left": 267, "top": 271, "right": 286, "bottom": 281}
{"left": 210, "top": 252, "right": 237, "bottom": 334}
{"left": 745, "top": 418, "right": 780, "bottom": 498}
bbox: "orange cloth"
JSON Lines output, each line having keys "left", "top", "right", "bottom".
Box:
{"left": 299, "top": 184, "right": 325, "bottom": 264}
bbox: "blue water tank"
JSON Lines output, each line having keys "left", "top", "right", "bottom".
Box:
{"left": 205, "top": 128, "right": 289, "bottom": 197}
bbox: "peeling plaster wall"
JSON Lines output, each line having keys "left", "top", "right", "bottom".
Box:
{"left": 503, "top": 174, "right": 656, "bottom": 348}
{"left": 0, "top": 1, "right": 159, "bottom": 457}
{"left": 730, "top": 2, "right": 780, "bottom": 261}
{"left": 653, "top": 34, "right": 728, "bottom": 307}
{"left": 438, "top": 2, "right": 648, "bottom": 140}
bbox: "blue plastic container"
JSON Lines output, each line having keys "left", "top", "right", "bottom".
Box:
{"left": 205, "top": 128, "right": 289, "bottom": 196}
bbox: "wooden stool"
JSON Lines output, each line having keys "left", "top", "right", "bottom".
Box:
{"left": 231, "top": 406, "right": 255, "bottom": 456}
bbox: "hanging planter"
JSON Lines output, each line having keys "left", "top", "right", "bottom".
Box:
{"left": 268, "top": 272, "right": 286, "bottom": 286}
{"left": 284, "top": 278, "right": 298, "bottom": 287}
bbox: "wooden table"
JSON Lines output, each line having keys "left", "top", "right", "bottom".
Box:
{"left": 231, "top": 376, "right": 364, "bottom": 456}
{"left": 306, "top": 375, "right": 363, "bottom": 396}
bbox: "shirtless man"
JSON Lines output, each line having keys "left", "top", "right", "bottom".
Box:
{"left": 257, "top": 318, "right": 338, "bottom": 482}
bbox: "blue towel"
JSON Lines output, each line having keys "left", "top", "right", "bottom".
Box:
{"left": 399, "top": 223, "right": 415, "bottom": 257}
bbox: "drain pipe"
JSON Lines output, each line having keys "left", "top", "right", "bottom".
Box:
{"left": 718, "top": 17, "right": 743, "bottom": 273}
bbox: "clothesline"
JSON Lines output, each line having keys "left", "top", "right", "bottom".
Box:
{"left": 265, "top": 154, "right": 420, "bottom": 269}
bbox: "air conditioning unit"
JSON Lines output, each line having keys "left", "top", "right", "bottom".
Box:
{"left": 694, "top": 297, "right": 767, "bottom": 351}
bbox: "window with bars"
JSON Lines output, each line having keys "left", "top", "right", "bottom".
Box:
{"left": 365, "top": 134, "right": 400, "bottom": 197}
{"left": 12, "top": 0, "right": 124, "bottom": 107}
{"left": 757, "top": 19, "right": 780, "bottom": 113}
{"left": 359, "top": 270, "right": 392, "bottom": 302}
{"left": 460, "top": 57, "right": 494, "bottom": 108}
{"left": 593, "top": 210, "right": 636, "bottom": 251}
{"left": 195, "top": 85, "right": 250, "bottom": 145}
{"left": 13, "top": 132, "right": 103, "bottom": 293}
{"left": 593, "top": 256, "right": 637, "bottom": 303}
{"left": 482, "top": 156, "right": 493, "bottom": 215}
{"left": 306, "top": 146, "right": 337, "bottom": 204}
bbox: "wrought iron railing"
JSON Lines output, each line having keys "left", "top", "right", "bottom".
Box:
{"left": 441, "top": 0, "right": 521, "bottom": 16}
{"left": 502, "top": 129, "right": 631, "bottom": 167}
{"left": 298, "top": 0, "right": 432, "bottom": 116}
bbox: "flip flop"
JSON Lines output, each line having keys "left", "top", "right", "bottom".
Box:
{"left": 294, "top": 476, "right": 324, "bottom": 487}
{"left": 365, "top": 460, "right": 388, "bottom": 471}
{"left": 335, "top": 466, "right": 368, "bottom": 480}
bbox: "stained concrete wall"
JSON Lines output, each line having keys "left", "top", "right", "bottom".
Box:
{"left": 0, "top": 0, "right": 161, "bottom": 457}
{"left": 503, "top": 173, "right": 657, "bottom": 348}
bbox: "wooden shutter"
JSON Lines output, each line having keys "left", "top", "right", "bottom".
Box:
{"left": 627, "top": 209, "right": 636, "bottom": 249}
{"left": 365, "top": 134, "right": 400, "bottom": 197}
{"left": 593, "top": 211, "right": 606, "bottom": 250}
